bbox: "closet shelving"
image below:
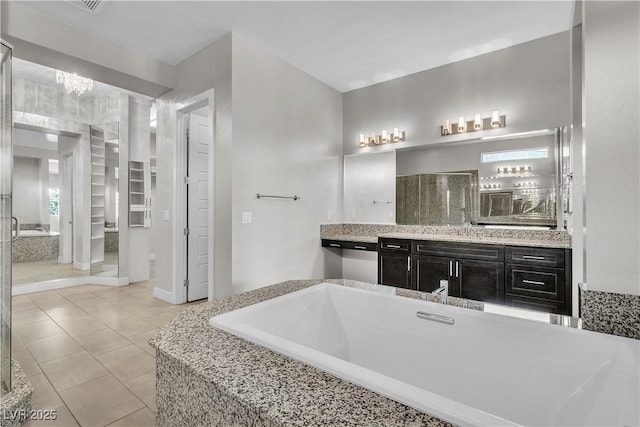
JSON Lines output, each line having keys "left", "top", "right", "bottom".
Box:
{"left": 129, "top": 161, "right": 151, "bottom": 228}
{"left": 90, "top": 126, "right": 105, "bottom": 268}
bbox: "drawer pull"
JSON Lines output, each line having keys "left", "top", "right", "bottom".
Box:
{"left": 523, "top": 279, "right": 545, "bottom": 286}
{"left": 354, "top": 245, "right": 367, "bottom": 250}
{"left": 522, "top": 255, "right": 546, "bottom": 260}
{"left": 329, "top": 243, "right": 341, "bottom": 248}
{"left": 386, "top": 244, "right": 401, "bottom": 249}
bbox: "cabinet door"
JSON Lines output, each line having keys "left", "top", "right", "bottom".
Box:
{"left": 412, "top": 255, "right": 452, "bottom": 294}
{"left": 457, "top": 259, "right": 504, "bottom": 304}
{"left": 378, "top": 252, "right": 411, "bottom": 289}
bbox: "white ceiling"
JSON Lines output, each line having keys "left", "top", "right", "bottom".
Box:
{"left": 17, "top": 1, "right": 573, "bottom": 92}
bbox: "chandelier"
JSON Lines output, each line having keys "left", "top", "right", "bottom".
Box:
{"left": 55, "top": 70, "right": 94, "bottom": 96}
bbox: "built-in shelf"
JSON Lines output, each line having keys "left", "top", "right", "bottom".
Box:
{"left": 90, "top": 125, "right": 106, "bottom": 268}
{"left": 129, "top": 161, "right": 151, "bottom": 228}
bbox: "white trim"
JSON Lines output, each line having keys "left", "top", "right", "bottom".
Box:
{"left": 153, "top": 286, "right": 180, "bottom": 304}
{"left": 173, "top": 89, "right": 215, "bottom": 305}
{"left": 12, "top": 276, "right": 130, "bottom": 295}
{"left": 73, "top": 261, "right": 90, "bottom": 271}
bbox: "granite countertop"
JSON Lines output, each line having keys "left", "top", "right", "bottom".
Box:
{"left": 320, "top": 224, "right": 571, "bottom": 249}
{"left": 151, "top": 279, "right": 452, "bottom": 427}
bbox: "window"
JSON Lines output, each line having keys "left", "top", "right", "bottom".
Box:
{"left": 48, "top": 188, "right": 59, "bottom": 216}
{"left": 481, "top": 148, "right": 549, "bottom": 163}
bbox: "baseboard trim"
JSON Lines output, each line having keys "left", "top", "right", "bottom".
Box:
{"left": 72, "top": 261, "right": 90, "bottom": 271}
{"left": 153, "top": 287, "right": 180, "bottom": 305}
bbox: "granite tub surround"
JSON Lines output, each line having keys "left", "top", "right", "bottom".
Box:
{"left": 321, "top": 223, "right": 571, "bottom": 248}
{"left": 581, "top": 289, "right": 640, "bottom": 340}
{"left": 11, "top": 235, "right": 59, "bottom": 263}
{"left": 0, "top": 361, "right": 33, "bottom": 427}
{"left": 151, "top": 279, "right": 453, "bottom": 427}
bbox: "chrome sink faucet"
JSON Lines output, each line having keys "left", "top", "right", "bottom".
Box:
{"left": 432, "top": 279, "right": 448, "bottom": 304}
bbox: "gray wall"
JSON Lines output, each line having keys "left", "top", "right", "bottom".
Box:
{"left": 13, "top": 156, "right": 42, "bottom": 224}
{"left": 231, "top": 36, "right": 343, "bottom": 293}
{"left": 343, "top": 31, "right": 570, "bottom": 156}
{"left": 155, "top": 34, "right": 233, "bottom": 298}
{"left": 156, "top": 34, "right": 343, "bottom": 298}
{"left": 583, "top": 1, "right": 639, "bottom": 295}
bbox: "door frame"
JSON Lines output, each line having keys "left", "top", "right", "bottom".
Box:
{"left": 60, "top": 152, "right": 74, "bottom": 264}
{"left": 172, "top": 90, "right": 215, "bottom": 304}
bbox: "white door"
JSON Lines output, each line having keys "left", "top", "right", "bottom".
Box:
{"left": 60, "top": 153, "right": 73, "bottom": 264}
{"left": 186, "top": 113, "right": 210, "bottom": 301}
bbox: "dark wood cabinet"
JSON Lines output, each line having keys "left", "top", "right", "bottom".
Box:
{"left": 321, "top": 239, "right": 378, "bottom": 251}
{"left": 504, "top": 246, "right": 571, "bottom": 315}
{"left": 378, "top": 239, "right": 571, "bottom": 315}
{"left": 456, "top": 259, "right": 504, "bottom": 304}
{"left": 412, "top": 255, "right": 450, "bottom": 293}
{"left": 412, "top": 253, "right": 504, "bottom": 303}
{"left": 378, "top": 239, "right": 412, "bottom": 289}
{"left": 378, "top": 252, "right": 411, "bottom": 289}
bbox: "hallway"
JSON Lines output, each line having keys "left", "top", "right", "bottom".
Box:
{"left": 11, "top": 281, "right": 201, "bottom": 426}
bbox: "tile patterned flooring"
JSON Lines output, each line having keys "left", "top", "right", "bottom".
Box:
{"left": 12, "top": 253, "right": 121, "bottom": 285}
{"left": 11, "top": 280, "right": 202, "bottom": 426}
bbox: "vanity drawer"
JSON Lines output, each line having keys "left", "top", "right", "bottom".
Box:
{"left": 412, "top": 241, "right": 504, "bottom": 262}
{"left": 505, "top": 246, "right": 565, "bottom": 268}
{"left": 505, "top": 265, "right": 566, "bottom": 301}
{"left": 504, "top": 294, "right": 567, "bottom": 315}
{"left": 379, "top": 239, "right": 410, "bottom": 253}
{"left": 322, "top": 239, "right": 377, "bottom": 252}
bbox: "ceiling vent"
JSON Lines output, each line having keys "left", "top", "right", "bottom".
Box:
{"left": 67, "top": 0, "right": 106, "bottom": 15}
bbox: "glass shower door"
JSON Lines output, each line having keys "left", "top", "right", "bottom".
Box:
{"left": 0, "top": 41, "right": 13, "bottom": 396}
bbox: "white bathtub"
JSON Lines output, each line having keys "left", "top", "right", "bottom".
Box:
{"left": 210, "top": 283, "right": 639, "bottom": 426}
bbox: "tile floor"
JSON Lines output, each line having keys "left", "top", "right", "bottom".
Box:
{"left": 13, "top": 254, "right": 120, "bottom": 285}
{"left": 11, "top": 279, "right": 202, "bottom": 426}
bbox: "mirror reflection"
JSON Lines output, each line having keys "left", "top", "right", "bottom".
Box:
{"left": 396, "top": 130, "right": 563, "bottom": 228}
{"left": 11, "top": 127, "right": 89, "bottom": 284}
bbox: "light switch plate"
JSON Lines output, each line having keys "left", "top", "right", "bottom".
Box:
{"left": 163, "top": 210, "right": 170, "bottom": 221}
{"left": 242, "top": 211, "right": 252, "bottom": 224}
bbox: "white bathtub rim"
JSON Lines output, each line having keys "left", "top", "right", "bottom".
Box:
{"left": 211, "top": 284, "right": 518, "bottom": 426}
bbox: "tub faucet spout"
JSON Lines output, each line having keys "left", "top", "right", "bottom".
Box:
{"left": 432, "top": 280, "right": 448, "bottom": 304}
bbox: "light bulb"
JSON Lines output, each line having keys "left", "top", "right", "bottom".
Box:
{"left": 474, "top": 114, "right": 482, "bottom": 131}
{"left": 458, "top": 117, "right": 466, "bottom": 133}
{"left": 491, "top": 110, "right": 501, "bottom": 128}
{"left": 442, "top": 120, "right": 451, "bottom": 135}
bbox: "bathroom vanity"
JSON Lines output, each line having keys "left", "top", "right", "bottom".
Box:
{"left": 322, "top": 224, "right": 572, "bottom": 315}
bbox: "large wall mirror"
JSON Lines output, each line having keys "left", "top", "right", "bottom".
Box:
{"left": 396, "top": 128, "right": 569, "bottom": 229}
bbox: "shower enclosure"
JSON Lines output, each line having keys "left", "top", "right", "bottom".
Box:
{"left": 1, "top": 41, "right": 13, "bottom": 396}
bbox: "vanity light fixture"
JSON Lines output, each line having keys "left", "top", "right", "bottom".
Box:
{"left": 358, "top": 128, "right": 405, "bottom": 147}
{"left": 497, "top": 165, "right": 532, "bottom": 174}
{"left": 440, "top": 111, "right": 506, "bottom": 136}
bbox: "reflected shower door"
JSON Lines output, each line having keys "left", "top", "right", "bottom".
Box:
{"left": 0, "top": 41, "right": 13, "bottom": 396}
